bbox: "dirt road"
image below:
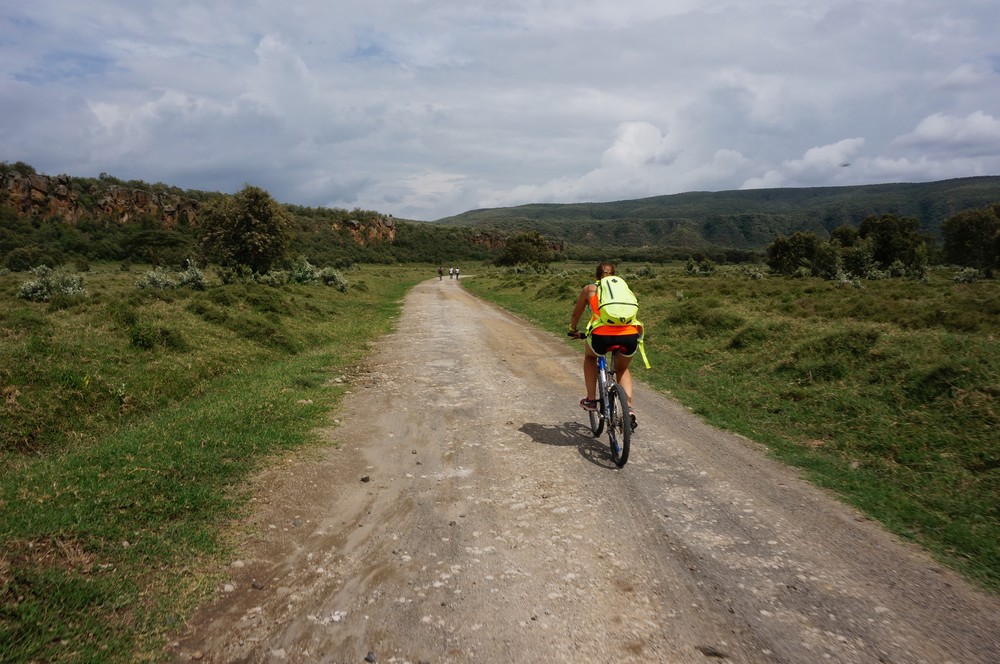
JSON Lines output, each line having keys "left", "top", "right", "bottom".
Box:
{"left": 172, "top": 278, "right": 1000, "bottom": 663}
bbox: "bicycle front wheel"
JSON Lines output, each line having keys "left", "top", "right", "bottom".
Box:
{"left": 607, "top": 383, "right": 631, "bottom": 467}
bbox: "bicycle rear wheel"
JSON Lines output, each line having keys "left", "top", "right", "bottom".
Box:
{"left": 607, "top": 383, "right": 631, "bottom": 467}
{"left": 588, "top": 408, "right": 604, "bottom": 436}
{"left": 590, "top": 366, "right": 607, "bottom": 436}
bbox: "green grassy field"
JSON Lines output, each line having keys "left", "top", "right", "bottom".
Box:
{"left": 463, "top": 263, "right": 1000, "bottom": 593}
{"left": 0, "top": 263, "right": 429, "bottom": 663}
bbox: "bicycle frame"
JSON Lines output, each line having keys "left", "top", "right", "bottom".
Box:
{"left": 571, "top": 332, "right": 631, "bottom": 466}
{"left": 595, "top": 354, "right": 612, "bottom": 419}
{"left": 592, "top": 347, "right": 631, "bottom": 466}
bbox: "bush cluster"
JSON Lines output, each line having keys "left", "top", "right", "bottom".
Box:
{"left": 953, "top": 267, "right": 982, "bottom": 283}
{"left": 135, "top": 260, "right": 207, "bottom": 290}
{"left": 176, "top": 260, "right": 207, "bottom": 289}
{"left": 502, "top": 263, "right": 551, "bottom": 275}
{"left": 289, "top": 255, "right": 319, "bottom": 283}
{"left": 136, "top": 267, "right": 178, "bottom": 290}
{"left": 213, "top": 256, "right": 349, "bottom": 291}
{"left": 685, "top": 257, "right": 717, "bottom": 276}
{"left": 16, "top": 265, "right": 87, "bottom": 302}
{"left": 288, "top": 256, "right": 349, "bottom": 291}
{"left": 318, "top": 267, "right": 349, "bottom": 292}
{"left": 625, "top": 265, "right": 657, "bottom": 279}
{"left": 767, "top": 214, "right": 930, "bottom": 281}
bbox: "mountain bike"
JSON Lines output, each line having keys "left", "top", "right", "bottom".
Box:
{"left": 569, "top": 332, "right": 632, "bottom": 467}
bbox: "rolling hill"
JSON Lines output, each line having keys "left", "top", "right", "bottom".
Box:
{"left": 434, "top": 176, "right": 1000, "bottom": 251}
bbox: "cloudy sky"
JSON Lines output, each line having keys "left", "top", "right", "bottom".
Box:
{"left": 2, "top": 1, "right": 999, "bottom": 220}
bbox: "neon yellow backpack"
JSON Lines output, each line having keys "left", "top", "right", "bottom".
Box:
{"left": 591, "top": 275, "right": 651, "bottom": 369}
{"left": 595, "top": 276, "right": 638, "bottom": 326}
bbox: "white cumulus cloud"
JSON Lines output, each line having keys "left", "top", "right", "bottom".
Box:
{"left": 2, "top": 0, "right": 999, "bottom": 219}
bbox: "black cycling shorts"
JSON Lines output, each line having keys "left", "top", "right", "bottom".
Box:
{"left": 588, "top": 332, "right": 639, "bottom": 357}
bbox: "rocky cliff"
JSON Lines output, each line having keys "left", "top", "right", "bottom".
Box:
{"left": 330, "top": 216, "right": 396, "bottom": 245}
{"left": 1, "top": 171, "right": 203, "bottom": 229}
{"left": 1, "top": 170, "right": 395, "bottom": 244}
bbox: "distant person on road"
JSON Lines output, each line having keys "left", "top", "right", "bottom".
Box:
{"left": 568, "top": 262, "right": 640, "bottom": 428}
{"left": 438, "top": 266, "right": 444, "bottom": 280}
{"left": 455, "top": 267, "right": 460, "bottom": 280}
{"left": 449, "top": 267, "right": 454, "bottom": 279}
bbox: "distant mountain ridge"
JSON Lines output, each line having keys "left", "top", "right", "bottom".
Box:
{"left": 435, "top": 176, "right": 1000, "bottom": 250}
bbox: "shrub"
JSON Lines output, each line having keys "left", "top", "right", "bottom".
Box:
{"left": 728, "top": 324, "right": 771, "bottom": 350}
{"left": 16, "top": 266, "right": 87, "bottom": 302}
{"left": 136, "top": 268, "right": 177, "bottom": 290}
{"left": 107, "top": 301, "right": 139, "bottom": 327}
{"left": 685, "top": 257, "right": 717, "bottom": 276}
{"left": 157, "top": 326, "right": 189, "bottom": 351}
{"left": 834, "top": 271, "right": 862, "bottom": 289}
{"left": 128, "top": 323, "right": 188, "bottom": 351}
{"left": 55, "top": 272, "right": 86, "bottom": 297}
{"left": 129, "top": 322, "right": 159, "bottom": 349}
{"left": 4, "top": 246, "right": 63, "bottom": 272}
{"left": 504, "top": 263, "right": 550, "bottom": 275}
{"left": 175, "top": 260, "right": 207, "bottom": 290}
{"left": 318, "top": 267, "right": 349, "bottom": 292}
{"left": 739, "top": 264, "right": 768, "bottom": 280}
{"left": 953, "top": 267, "right": 982, "bottom": 283}
{"left": 17, "top": 278, "right": 51, "bottom": 302}
{"left": 626, "top": 265, "right": 656, "bottom": 279}
{"left": 258, "top": 270, "right": 290, "bottom": 287}
{"left": 215, "top": 264, "right": 256, "bottom": 285}
{"left": 289, "top": 256, "right": 318, "bottom": 284}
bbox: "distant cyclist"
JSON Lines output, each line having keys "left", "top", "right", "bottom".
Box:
{"left": 568, "top": 262, "right": 640, "bottom": 427}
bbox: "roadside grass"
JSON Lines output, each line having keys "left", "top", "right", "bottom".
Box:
{"left": 463, "top": 263, "right": 1000, "bottom": 592}
{"left": 0, "top": 263, "right": 427, "bottom": 663}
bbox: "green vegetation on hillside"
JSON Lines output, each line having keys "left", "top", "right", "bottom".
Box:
{"left": 464, "top": 264, "right": 1000, "bottom": 592}
{"left": 437, "top": 176, "right": 1000, "bottom": 258}
{"left": 5, "top": 161, "right": 1000, "bottom": 271}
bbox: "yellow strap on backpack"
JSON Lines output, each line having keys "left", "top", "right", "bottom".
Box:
{"left": 636, "top": 321, "right": 651, "bottom": 369}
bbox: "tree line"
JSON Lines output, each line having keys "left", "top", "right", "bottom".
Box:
{"left": 3, "top": 161, "right": 999, "bottom": 277}
{"left": 0, "top": 184, "right": 494, "bottom": 273}
{"left": 765, "top": 206, "right": 1000, "bottom": 280}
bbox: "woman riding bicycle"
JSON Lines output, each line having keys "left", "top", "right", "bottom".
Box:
{"left": 568, "top": 262, "right": 640, "bottom": 427}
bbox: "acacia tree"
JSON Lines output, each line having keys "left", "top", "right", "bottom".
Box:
{"left": 493, "top": 231, "right": 556, "bottom": 266}
{"left": 200, "top": 185, "right": 291, "bottom": 273}
{"left": 942, "top": 203, "right": 1000, "bottom": 275}
{"left": 765, "top": 231, "right": 820, "bottom": 275}
{"left": 857, "top": 213, "right": 925, "bottom": 269}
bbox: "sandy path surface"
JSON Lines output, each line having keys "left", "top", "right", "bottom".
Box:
{"left": 171, "top": 278, "right": 1000, "bottom": 663}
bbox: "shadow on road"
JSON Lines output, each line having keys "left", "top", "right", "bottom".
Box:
{"left": 518, "top": 421, "right": 618, "bottom": 469}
